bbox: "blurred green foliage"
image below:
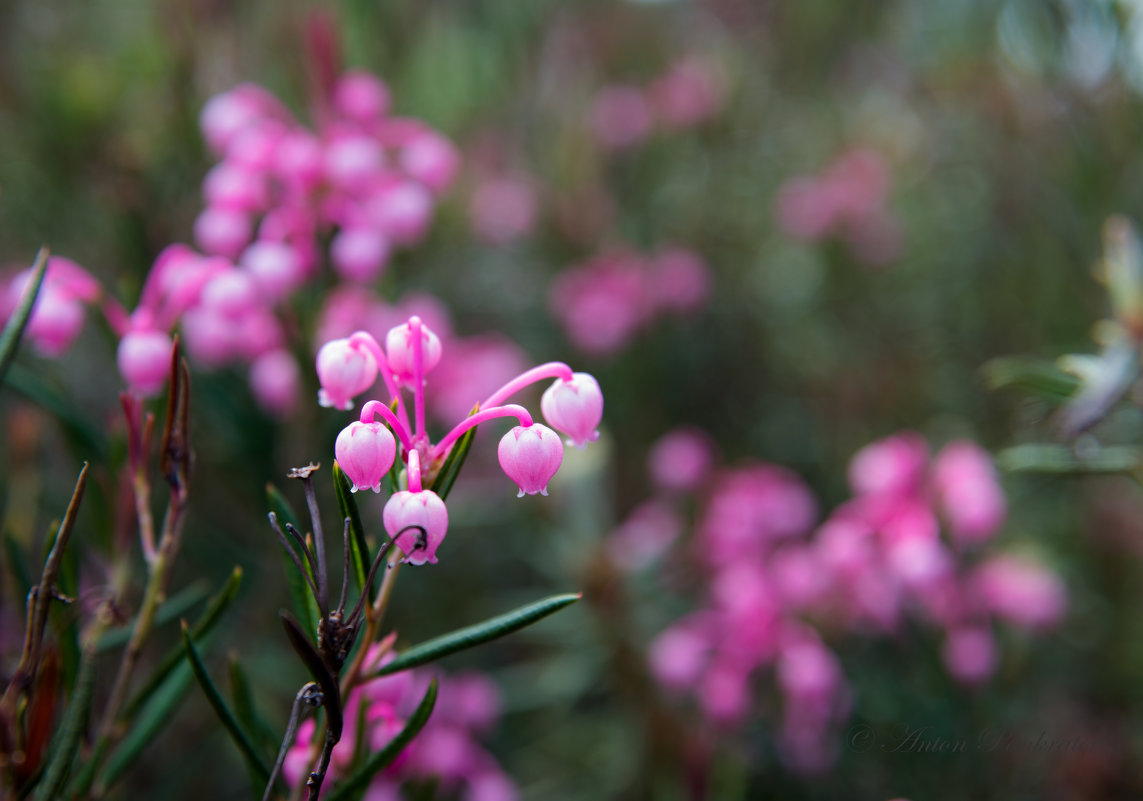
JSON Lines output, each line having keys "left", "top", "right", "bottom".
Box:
{"left": 5, "top": 1, "right": 1143, "bottom": 799}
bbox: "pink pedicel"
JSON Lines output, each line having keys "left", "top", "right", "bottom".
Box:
{"left": 336, "top": 421, "right": 398, "bottom": 493}
{"left": 383, "top": 489, "right": 449, "bottom": 565}
{"left": 540, "top": 373, "right": 603, "bottom": 448}
{"left": 316, "top": 337, "right": 378, "bottom": 409}
{"left": 497, "top": 424, "right": 565, "bottom": 497}
{"left": 117, "top": 329, "right": 174, "bottom": 397}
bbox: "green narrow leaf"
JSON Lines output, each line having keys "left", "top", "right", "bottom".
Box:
{"left": 229, "top": 656, "right": 277, "bottom": 752}
{"left": 267, "top": 483, "right": 319, "bottom": 636}
{"left": 376, "top": 593, "right": 582, "bottom": 677}
{"left": 182, "top": 624, "right": 270, "bottom": 785}
{"left": 122, "top": 567, "right": 243, "bottom": 721}
{"left": 326, "top": 679, "right": 438, "bottom": 801}
{"left": 98, "top": 581, "right": 210, "bottom": 651}
{"left": 39, "top": 649, "right": 97, "bottom": 800}
{"left": 996, "top": 443, "right": 1141, "bottom": 474}
{"left": 99, "top": 661, "right": 193, "bottom": 789}
{"left": 333, "top": 462, "right": 371, "bottom": 599}
{"left": 980, "top": 357, "right": 1081, "bottom": 400}
{"left": 5, "top": 363, "right": 109, "bottom": 458}
{"left": 0, "top": 247, "right": 48, "bottom": 389}
{"left": 430, "top": 421, "right": 477, "bottom": 502}
{"left": 3, "top": 533, "right": 32, "bottom": 612}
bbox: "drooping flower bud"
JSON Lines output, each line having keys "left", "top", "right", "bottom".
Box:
{"left": 316, "top": 337, "right": 377, "bottom": 410}
{"left": 117, "top": 329, "right": 174, "bottom": 397}
{"left": 385, "top": 319, "right": 442, "bottom": 385}
{"left": 541, "top": 373, "right": 603, "bottom": 448}
{"left": 383, "top": 490, "right": 448, "bottom": 565}
{"left": 498, "top": 424, "right": 564, "bottom": 497}
{"left": 336, "top": 421, "right": 397, "bottom": 493}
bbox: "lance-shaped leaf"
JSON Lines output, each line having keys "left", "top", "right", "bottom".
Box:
{"left": 98, "top": 581, "right": 211, "bottom": 652}
{"left": 267, "top": 483, "right": 319, "bottom": 636}
{"left": 326, "top": 679, "right": 437, "bottom": 801}
{"left": 38, "top": 648, "right": 97, "bottom": 801}
{"left": 182, "top": 624, "right": 270, "bottom": 785}
{"left": 431, "top": 409, "right": 478, "bottom": 502}
{"left": 997, "top": 443, "right": 1141, "bottom": 474}
{"left": 333, "top": 462, "right": 371, "bottom": 600}
{"left": 279, "top": 610, "right": 342, "bottom": 741}
{"left": 0, "top": 246, "right": 48, "bottom": 390}
{"left": 980, "top": 357, "right": 1081, "bottom": 401}
{"left": 100, "top": 661, "right": 193, "bottom": 789}
{"left": 376, "top": 593, "right": 581, "bottom": 677}
{"left": 122, "top": 567, "right": 242, "bottom": 721}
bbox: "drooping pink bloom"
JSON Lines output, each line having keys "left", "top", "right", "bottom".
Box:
{"left": 1, "top": 257, "right": 101, "bottom": 358}
{"left": 541, "top": 372, "right": 603, "bottom": 448}
{"left": 847, "top": 431, "right": 929, "bottom": 498}
{"left": 117, "top": 330, "right": 174, "bottom": 397}
{"left": 647, "top": 426, "right": 715, "bottom": 493}
{"left": 607, "top": 500, "right": 684, "bottom": 572}
{"left": 549, "top": 251, "right": 651, "bottom": 355}
{"left": 648, "top": 248, "right": 711, "bottom": 315}
{"left": 383, "top": 489, "right": 449, "bottom": 565}
{"left": 194, "top": 206, "right": 253, "bottom": 259}
{"left": 649, "top": 58, "right": 726, "bottom": 130}
{"left": 331, "top": 227, "right": 391, "bottom": 282}
{"left": 249, "top": 349, "right": 300, "bottom": 419}
{"left": 336, "top": 421, "right": 398, "bottom": 493}
{"left": 385, "top": 319, "right": 442, "bottom": 385}
{"left": 648, "top": 616, "right": 714, "bottom": 691}
{"left": 933, "top": 440, "right": 1007, "bottom": 545}
{"left": 400, "top": 130, "right": 460, "bottom": 195}
{"left": 973, "top": 555, "right": 1067, "bottom": 630}
{"left": 316, "top": 337, "right": 378, "bottom": 409}
{"left": 591, "top": 85, "right": 653, "bottom": 150}
{"left": 497, "top": 424, "right": 564, "bottom": 497}
{"left": 942, "top": 626, "right": 998, "bottom": 685}
{"left": 333, "top": 71, "right": 391, "bottom": 123}
{"left": 468, "top": 176, "right": 538, "bottom": 245}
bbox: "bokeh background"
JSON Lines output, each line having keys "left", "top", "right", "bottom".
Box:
{"left": 4, "top": 1, "right": 1143, "bottom": 799}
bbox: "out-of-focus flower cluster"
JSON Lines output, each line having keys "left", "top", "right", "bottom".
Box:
{"left": 591, "top": 57, "right": 727, "bottom": 151}
{"left": 549, "top": 247, "right": 710, "bottom": 356}
{"left": 774, "top": 148, "right": 903, "bottom": 268}
{"left": 0, "top": 70, "right": 458, "bottom": 419}
{"left": 285, "top": 656, "right": 517, "bottom": 801}
{"left": 621, "top": 428, "right": 1065, "bottom": 773}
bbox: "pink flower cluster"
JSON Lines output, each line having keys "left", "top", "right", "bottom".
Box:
{"left": 634, "top": 428, "right": 1066, "bottom": 773}
{"left": 591, "top": 57, "right": 727, "bottom": 150}
{"left": 773, "top": 148, "right": 903, "bottom": 267}
{"left": 318, "top": 315, "right": 602, "bottom": 565}
{"left": 1, "top": 70, "right": 459, "bottom": 419}
{"left": 284, "top": 658, "right": 517, "bottom": 801}
{"left": 197, "top": 74, "right": 457, "bottom": 281}
{"left": 549, "top": 247, "right": 710, "bottom": 356}
{"left": 0, "top": 257, "right": 102, "bottom": 358}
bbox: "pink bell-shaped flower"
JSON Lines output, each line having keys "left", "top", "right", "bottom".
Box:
{"left": 316, "top": 337, "right": 378, "bottom": 410}
{"left": 498, "top": 424, "right": 564, "bottom": 497}
{"left": 336, "top": 421, "right": 397, "bottom": 493}
{"left": 541, "top": 373, "right": 603, "bottom": 448}
{"left": 117, "top": 329, "right": 174, "bottom": 397}
{"left": 383, "top": 490, "right": 449, "bottom": 565}
{"left": 385, "top": 319, "right": 442, "bottom": 384}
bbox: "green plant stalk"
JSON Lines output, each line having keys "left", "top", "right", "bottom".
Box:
{"left": 0, "top": 246, "right": 48, "bottom": 390}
